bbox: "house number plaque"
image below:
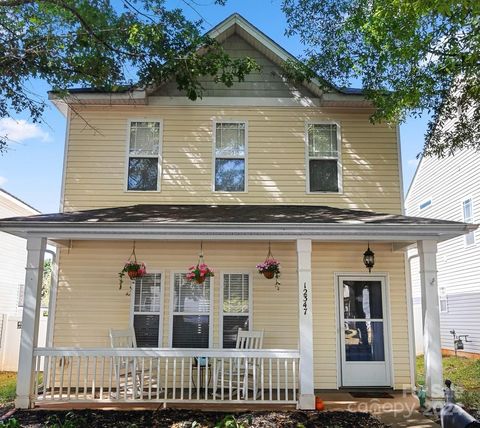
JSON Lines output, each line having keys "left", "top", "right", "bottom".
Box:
{"left": 303, "top": 282, "right": 308, "bottom": 315}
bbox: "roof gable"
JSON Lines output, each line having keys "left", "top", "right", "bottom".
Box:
{"left": 151, "top": 32, "right": 316, "bottom": 98}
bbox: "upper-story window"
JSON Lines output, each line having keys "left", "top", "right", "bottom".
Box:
{"left": 419, "top": 199, "right": 432, "bottom": 210}
{"left": 307, "top": 123, "right": 341, "bottom": 193}
{"left": 463, "top": 198, "right": 475, "bottom": 246}
{"left": 214, "top": 122, "right": 247, "bottom": 192}
{"left": 127, "top": 120, "right": 161, "bottom": 191}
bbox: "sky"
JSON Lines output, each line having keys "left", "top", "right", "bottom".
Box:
{"left": 0, "top": 0, "right": 429, "bottom": 214}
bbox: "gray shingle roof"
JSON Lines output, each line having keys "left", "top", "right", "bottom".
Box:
{"left": 0, "top": 204, "right": 466, "bottom": 226}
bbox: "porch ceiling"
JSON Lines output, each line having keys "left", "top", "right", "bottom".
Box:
{"left": 0, "top": 204, "right": 475, "bottom": 242}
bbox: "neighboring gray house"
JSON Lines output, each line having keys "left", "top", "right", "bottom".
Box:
{"left": 406, "top": 149, "right": 480, "bottom": 356}
{"left": 0, "top": 189, "right": 46, "bottom": 370}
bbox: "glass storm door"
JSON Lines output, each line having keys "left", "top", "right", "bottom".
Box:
{"left": 338, "top": 276, "right": 391, "bottom": 387}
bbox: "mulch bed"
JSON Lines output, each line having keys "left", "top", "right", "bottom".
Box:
{"left": 1, "top": 408, "right": 389, "bottom": 427}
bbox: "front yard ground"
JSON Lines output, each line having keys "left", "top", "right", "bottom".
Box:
{"left": 1, "top": 357, "right": 479, "bottom": 427}
{"left": 2, "top": 408, "right": 388, "bottom": 428}
{"left": 416, "top": 355, "right": 480, "bottom": 418}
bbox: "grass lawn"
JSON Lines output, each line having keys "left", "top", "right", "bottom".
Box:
{"left": 416, "top": 355, "right": 480, "bottom": 416}
{"left": 0, "top": 371, "right": 16, "bottom": 407}
{"left": 416, "top": 355, "right": 480, "bottom": 390}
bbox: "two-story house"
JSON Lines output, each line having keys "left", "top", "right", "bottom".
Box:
{"left": 0, "top": 14, "right": 475, "bottom": 410}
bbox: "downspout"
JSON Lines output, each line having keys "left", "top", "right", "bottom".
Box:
{"left": 44, "top": 248, "right": 58, "bottom": 348}
{"left": 405, "top": 251, "right": 419, "bottom": 391}
{"left": 43, "top": 248, "right": 58, "bottom": 390}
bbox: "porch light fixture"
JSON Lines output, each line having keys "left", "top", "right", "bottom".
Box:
{"left": 363, "top": 243, "right": 375, "bottom": 273}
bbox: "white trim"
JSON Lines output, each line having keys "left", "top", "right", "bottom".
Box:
{"left": 212, "top": 119, "right": 248, "bottom": 193}
{"left": 130, "top": 272, "right": 165, "bottom": 347}
{"left": 297, "top": 239, "right": 314, "bottom": 409}
{"left": 169, "top": 271, "right": 214, "bottom": 348}
{"left": 34, "top": 347, "right": 299, "bottom": 358}
{"left": 405, "top": 155, "right": 424, "bottom": 203}
{"left": 59, "top": 107, "right": 71, "bottom": 212}
{"left": 44, "top": 249, "right": 58, "bottom": 349}
{"left": 219, "top": 271, "right": 253, "bottom": 348}
{"left": 304, "top": 121, "right": 343, "bottom": 194}
{"left": 334, "top": 273, "right": 393, "bottom": 388}
{"left": 124, "top": 118, "right": 163, "bottom": 193}
{"left": 16, "top": 236, "right": 46, "bottom": 408}
{"left": 396, "top": 124, "right": 405, "bottom": 214}
{"left": 49, "top": 90, "right": 147, "bottom": 103}
{"left": 149, "top": 96, "right": 322, "bottom": 107}
{"left": 2, "top": 222, "right": 474, "bottom": 243}
{"left": 405, "top": 253, "right": 419, "bottom": 390}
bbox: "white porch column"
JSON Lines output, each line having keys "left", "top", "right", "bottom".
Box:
{"left": 16, "top": 236, "right": 46, "bottom": 409}
{"left": 417, "top": 240, "right": 443, "bottom": 407}
{"left": 297, "top": 239, "right": 315, "bottom": 409}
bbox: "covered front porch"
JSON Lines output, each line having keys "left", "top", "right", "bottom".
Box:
{"left": 0, "top": 204, "right": 474, "bottom": 409}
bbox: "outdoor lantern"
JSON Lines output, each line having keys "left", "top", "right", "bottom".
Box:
{"left": 363, "top": 244, "right": 375, "bottom": 273}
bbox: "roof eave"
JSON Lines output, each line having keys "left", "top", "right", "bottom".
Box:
{"left": 0, "top": 221, "right": 474, "bottom": 242}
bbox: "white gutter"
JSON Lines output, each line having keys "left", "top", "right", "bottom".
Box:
{"left": 0, "top": 221, "right": 475, "bottom": 242}
{"left": 405, "top": 252, "right": 420, "bottom": 391}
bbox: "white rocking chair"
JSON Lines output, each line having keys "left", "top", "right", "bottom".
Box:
{"left": 214, "top": 328, "right": 264, "bottom": 399}
{"left": 109, "top": 327, "right": 141, "bottom": 398}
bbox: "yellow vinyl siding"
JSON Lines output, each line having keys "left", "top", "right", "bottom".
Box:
{"left": 53, "top": 240, "right": 410, "bottom": 390}
{"left": 53, "top": 240, "right": 298, "bottom": 350}
{"left": 312, "top": 242, "right": 410, "bottom": 390}
{"left": 63, "top": 106, "right": 401, "bottom": 213}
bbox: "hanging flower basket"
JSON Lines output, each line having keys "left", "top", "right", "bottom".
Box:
{"left": 186, "top": 263, "right": 214, "bottom": 285}
{"left": 256, "top": 242, "right": 281, "bottom": 289}
{"left": 119, "top": 260, "right": 146, "bottom": 289}
{"left": 187, "top": 242, "right": 214, "bottom": 285}
{"left": 118, "top": 241, "right": 146, "bottom": 290}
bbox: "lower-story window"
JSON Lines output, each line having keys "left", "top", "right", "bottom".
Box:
{"left": 171, "top": 273, "right": 212, "bottom": 348}
{"left": 221, "top": 273, "right": 251, "bottom": 348}
{"left": 132, "top": 273, "right": 162, "bottom": 347}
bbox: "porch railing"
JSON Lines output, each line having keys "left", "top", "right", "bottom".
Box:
{"left": 33, "top": 348, "right": 300, "bottom": 405}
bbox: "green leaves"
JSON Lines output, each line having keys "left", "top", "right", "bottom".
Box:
{"left": 0, "top": 1, "right": 259, "bottom": 151}
{"left": 283, "top": 0, "right": 480, "bottom": 156}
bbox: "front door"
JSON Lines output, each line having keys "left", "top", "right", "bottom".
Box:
{"left": 338, "top": 275, "right": 391, "bottom": 387}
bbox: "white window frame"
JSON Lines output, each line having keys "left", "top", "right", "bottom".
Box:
{"left": 129, "top": 271, "right": 165, "bottom": 347}
{"left": 219, "top": 271, "right": 253, "bottom": 349}
{"left": 462, "top": 197, "right": 475, "bottom": 246}
{"left": 212, "top": 119, "right": 248, "bottom": 193}
{"left": 17, "top": 284, "right": 25, "bottom": 307}
{"left": 124, "top": 118, "right": 163, "bottom": 192}
{"left": 419, "top": 199, "right": 432, "bottom": 211}
{"left": 169, "top": 271, "right": 214, "bottom": 348}
{"left": 305, "top": 121, "right": 343, "bottom": 194}
{"left": 439, "top": 287, "right": 448, "bottom": 313}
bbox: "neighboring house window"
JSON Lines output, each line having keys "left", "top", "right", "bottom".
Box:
{"left": 222, "top": 273, "right": 251, "bottom": 348}
{"left": 307, "top": 123, "right": 340, "bottom": 192}
{"left": 132, "top": 274, "right": 162, "bottom": 347}
{"left": 463, "top": 198, "right": 475, "bottom": 246}
{"left": 214, "top": 122, "right": 246, "bottom": 192}
{"left": 172, "top": 273, "right": 211, "bottom": 348}
{"left": 17, "top": 284, "right": 25, "bottom": 307}
{"left": 439, "top": 287, "right": 448, "bottom": 313}
{"left": 419, "top": 199, "right": 432, "bottom": 210}
{"left": 127, "top": 121, "right": 161, "bottom": 191}
{"left": 439, "top": 297, "right": 448, "bottom": 313}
